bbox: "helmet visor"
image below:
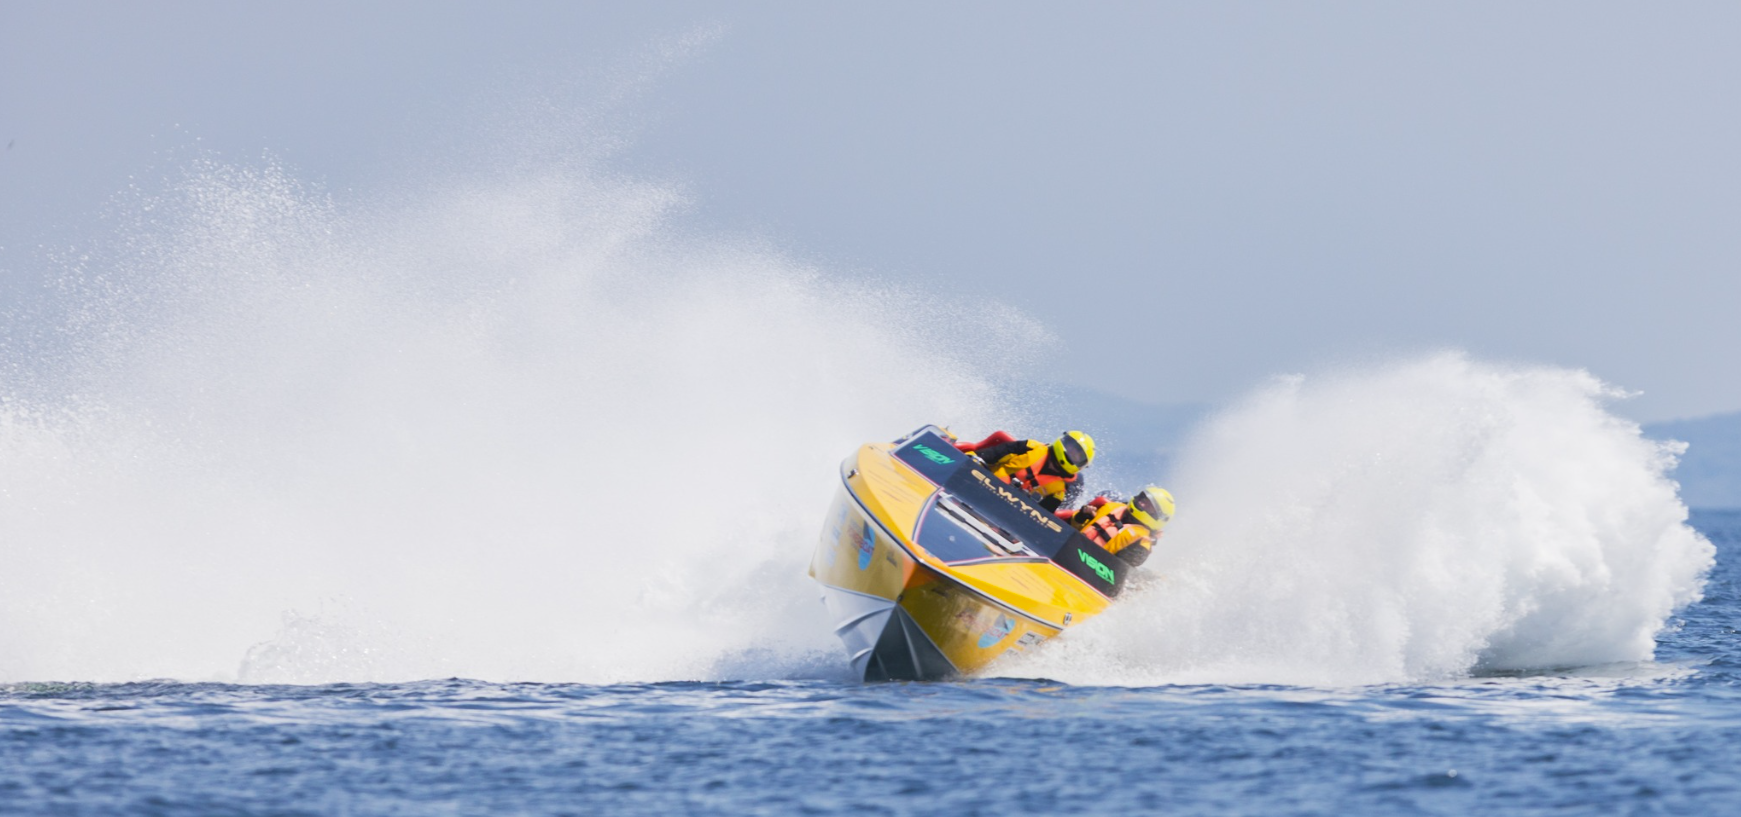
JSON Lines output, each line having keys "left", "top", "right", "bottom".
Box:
{"left": 1133, "top": 491, "right": 1165, "bottom": 523}
{"left": 1060, "top": 434, "right": 1088, "bottom": 468}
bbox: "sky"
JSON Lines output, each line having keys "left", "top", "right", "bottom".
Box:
{"left": 3, "top": 1, "right": 1738, "bottom": 422}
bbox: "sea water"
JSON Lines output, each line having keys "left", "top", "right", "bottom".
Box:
{"left": 2, "top": 151, "right": 1734, "bottom": 814}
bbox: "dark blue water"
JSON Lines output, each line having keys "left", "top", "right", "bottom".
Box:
{"left": 5, "top": 511, "right": 1737, "bottom": 816}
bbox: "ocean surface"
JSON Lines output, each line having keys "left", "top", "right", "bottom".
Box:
{"left": 3, "top": 509, "right": 1735, "bottom": 816}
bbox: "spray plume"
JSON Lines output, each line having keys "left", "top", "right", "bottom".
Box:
{"left": 1009, "top": 354, "right": 1713, "bottom": 686}
{"left": 0, "top": 156, "right": 1035, "bottom": 683}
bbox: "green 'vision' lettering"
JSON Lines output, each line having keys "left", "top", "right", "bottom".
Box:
{"left": 1078, "top": 550, "right": 1115, "bottom": 583}
{"left": 913, "top": 443, "right": 955, "bottom": 465}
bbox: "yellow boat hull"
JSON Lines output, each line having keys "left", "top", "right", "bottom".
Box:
{"left": 809, "top": 426, "right": 1129, "bottom": 681}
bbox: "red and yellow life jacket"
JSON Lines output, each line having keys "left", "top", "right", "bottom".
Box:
{"left": 1073, "top": 499, "right": 1156, "bottom": 557}
{"left": 987, "top": 441, "right": 1075, "bottom": 504}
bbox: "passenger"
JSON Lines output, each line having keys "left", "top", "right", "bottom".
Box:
{"left": 955, "top": 430, "right": 1096, "bottom": 512}
{"left": 1066, "top": 485, "right": 1175, "bottom": 567}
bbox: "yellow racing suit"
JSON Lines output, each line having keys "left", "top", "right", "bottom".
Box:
{"left": 975, "top": 439, "right": 1082, "bottom": 511}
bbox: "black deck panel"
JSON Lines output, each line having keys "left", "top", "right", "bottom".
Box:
{"left": 892, "top": 427, "right": 1126, "bottom": 597}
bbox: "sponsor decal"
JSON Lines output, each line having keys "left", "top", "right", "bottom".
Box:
{"left": 911, "top": 443, "right": 956, "bottom": 465}
{"left": 1077, "top": 549, "right": 1115, "bottom": 584}
{"left": 1016, "top": 632, "right": 1044, "bottom": 649}
{"left": 970, "top": 470, "right": 1064, "bottom": 532}
{"left": 856, "top": 521, "right": 876, "bottom": 570}
{"left": 978, "top": 614, "right": 1016, "bottom": 649}
{"left": 894, "top": 433, "right": 962, "bottom": 485}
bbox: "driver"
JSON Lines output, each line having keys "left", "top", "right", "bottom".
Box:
{"left": 956, "top": 430, "right": 1096, "bottom": 512}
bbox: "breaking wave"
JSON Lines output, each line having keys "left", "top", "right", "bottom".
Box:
{"left": 0, "top": 154, "right": 1041, "bottom": 684}
{"left": 1008, "top": 354, "right": 1715, "bottom": 686}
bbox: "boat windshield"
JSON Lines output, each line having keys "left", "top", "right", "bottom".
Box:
{"left": 914, "top": 494, "right": 1037, "bottom": 563}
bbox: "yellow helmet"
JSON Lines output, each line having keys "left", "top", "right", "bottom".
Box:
{"left": 1130, "top": 485, "right": 1175, "bottom": 529}
{"left": 1050, "top": 430, "right": 1096, "bottom": 475}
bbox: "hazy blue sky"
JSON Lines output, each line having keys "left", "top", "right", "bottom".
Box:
{"left": 4, "top": 2, "right": 1737, "bottom": 421}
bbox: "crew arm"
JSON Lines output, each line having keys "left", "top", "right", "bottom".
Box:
{"left": 973, "top": 440, "right": 1032, "bottom": 467}
{"left": 1061, "top": 478, "right": 1084, "bottom": 508}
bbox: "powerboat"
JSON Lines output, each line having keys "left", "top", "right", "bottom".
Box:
{"left": 810, "top": 425, "right": 1130, "bottom": 681}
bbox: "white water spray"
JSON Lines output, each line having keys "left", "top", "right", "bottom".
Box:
{"left": 1009, "top": 354, "right": 1714, "bottom": 686}
{"left": 1, "top": 151, "right": 1712, "bottom": 687}
{"left": 0, "top": 157, "right": 1039, "bottom": 684}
